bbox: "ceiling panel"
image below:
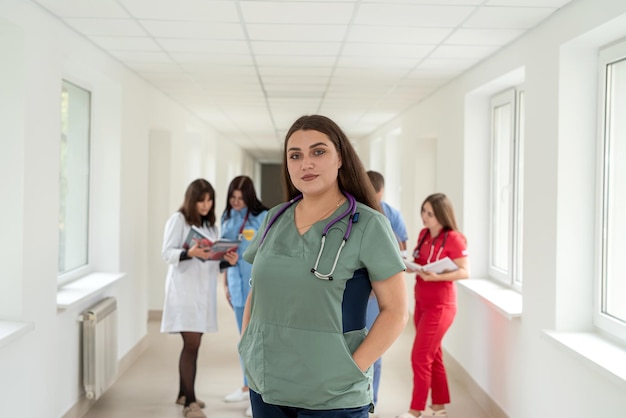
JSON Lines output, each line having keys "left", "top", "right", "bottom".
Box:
{"left": 251, "top": 41, "right": 341, "bottom": 56}
{"left": 445, "top": 28, "right": 525, "bottom": 45}
{"left": 487, "top": 0, "right": 572, "bottom": 6}
{"left": 107, "top": 50, "right": 173, "bottom": 63}
{"left": 354, "top": 4, "right": 475, "bottom": 27}
{"left": 140, "top": 21, "right": 245, "bottom": 39}
{"left": 158, "top": 39, "right": 250, "bottom": 54}
{"left": 336, "top": 55, "right": 420, "bottom": 69}
{"left": 430, "top": 45, "right": 500, "bottom": 59}
{"left": 341, "top": 43, "right": 435, "bottom": 59}
{"left": 464, "top": 6, "right": 557, "bottom": 29}
{"left": 347, "top": 26, "right": 452, "bottom": 44}
{"left": 35, "top": 0, "right": 128, "bottom": 18}
{"left": 257, "top": 66, "right": 334, "bottom": 78}
{"left": 169, "top": 53, "right": 255, "bottom": 66}
{"left": 63, "top": 18, "right": 145, "bottom": 36}
{"left": 245, "top": 23, "right": 348, "bottom": 42}
{"left": 240, "top": 1, "right": 356, "bottom": 24}
{"left": 254, "top": 54, "right": 339, "bottom": 67}
{"left": 118, "top": 0, "right": 239, "bottom": 21}
{"left": 90, "top": 36, "right": 161, "bottom": 51}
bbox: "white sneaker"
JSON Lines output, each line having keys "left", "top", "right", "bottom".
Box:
{"left": 245, "top": 405, "right": 253, "bottom": 417}
{"left": 224, "top": 387, "right": 250, "bottom": 402}
{"left": 422, "top": 406, "right": 447, "bottom": 416}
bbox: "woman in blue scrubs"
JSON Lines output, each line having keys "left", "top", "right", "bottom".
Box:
{"left": 220, "top": 175, "right": 268, "bottom": 415}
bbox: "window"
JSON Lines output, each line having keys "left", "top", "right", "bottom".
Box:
{"left": 58, "top": 80, "right": 91, "bottom": 278}
{"left": 597, "top": 40, "right": 626, "bottom": 340}
{"left": 489, "top": 88, "right": 524, "bottom": 288}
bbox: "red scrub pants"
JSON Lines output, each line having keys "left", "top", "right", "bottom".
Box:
{"left": 410, "top": 301, "right": 457, "bottom": 411}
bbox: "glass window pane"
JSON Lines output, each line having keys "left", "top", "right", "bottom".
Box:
{"left": 59, "top": 81, "right": 91, "bottom": 275}
{"left": 604, "top": 58, "right": 626, "bottom": 323}
{"left": 492, "top": 103, "right": 512, "bottom": 273}
{"left": 514, "top": 91, "right": 525, "bottom": 285}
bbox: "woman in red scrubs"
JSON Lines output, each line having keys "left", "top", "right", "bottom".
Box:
{"left": 398, "top": 193, "right": 470, "bottom": 418}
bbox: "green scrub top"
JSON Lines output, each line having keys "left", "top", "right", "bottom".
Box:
{"left": 239, "top": 199, "right": 405, "bottom": 409}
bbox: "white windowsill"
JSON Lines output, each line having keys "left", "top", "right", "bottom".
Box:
{"left": 1, "top": 272, "right": 124, "bottom": 349}
{"left": 57, "top": 272, "right": 125, "bottom": 310}
{"left": 543, "top": 330, "right": 626, "bottom": 387}
{"left": 0, "top": 321, "right": 34, "bottom": 349}
{"left": 457, "top": 278, "right": 522, "bottom": 319}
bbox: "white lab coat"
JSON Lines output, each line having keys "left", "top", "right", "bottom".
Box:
{"left": 160, "top": 211, "right": 220, "bottom": 333}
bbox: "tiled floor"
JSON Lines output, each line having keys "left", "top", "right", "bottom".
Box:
{"left": 82, "top": 280, "right": 489, "bottom": 418}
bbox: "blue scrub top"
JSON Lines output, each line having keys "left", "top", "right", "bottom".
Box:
{"left": 380, "top": 200, "right": 408, "bottom": 243}
{"left": 221, "top": 208, "right": 268, "bottom": 308}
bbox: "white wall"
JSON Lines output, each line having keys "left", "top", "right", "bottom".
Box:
{"left": 358, "top": 0, "right": 626, "bottom": 417}
{"left": 0, "top": 2, "right": 250, "bottom": 417}
{"left": 0, "top": 16, "right": 25, "bottom": 320}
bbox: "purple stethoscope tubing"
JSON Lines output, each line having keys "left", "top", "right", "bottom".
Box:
{"left": 258, "top": 191, "right": 358, "bottom": 280}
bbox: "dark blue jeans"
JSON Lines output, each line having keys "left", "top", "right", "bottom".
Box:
{"left": 250, "top": 390, "right": 371, "bottom": 418}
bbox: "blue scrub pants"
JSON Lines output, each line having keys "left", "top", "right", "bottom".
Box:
{"left": 250, "top": 390, "right": 370, "bottom": 418}
{"left": 234, "top": 305, "right": 248, "bottom": 387}
{"left": 365, "top": 295, "right": 382, "bottom": 405}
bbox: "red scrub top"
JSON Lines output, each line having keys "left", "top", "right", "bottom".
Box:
{"left": 412, "top": 228, "right": 467, "bottom": 306}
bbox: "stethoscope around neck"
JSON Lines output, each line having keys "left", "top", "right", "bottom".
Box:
{"left": 414, "top": 229, "right": 449, "bottom": 264}
{"left": 258, "top": 191, "right": 359, "bottom": 280}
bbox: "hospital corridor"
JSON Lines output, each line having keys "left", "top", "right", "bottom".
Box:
{"left": 2, "top": 0, "right": 626, "bottom": 417}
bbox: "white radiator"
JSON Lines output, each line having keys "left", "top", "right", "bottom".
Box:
{"left": 79, "top": 297, "right": 118, "bottom": 400}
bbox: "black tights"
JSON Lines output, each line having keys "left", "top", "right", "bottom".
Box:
{"left": 178, "top": 332, "right": 202, "bottom": 406}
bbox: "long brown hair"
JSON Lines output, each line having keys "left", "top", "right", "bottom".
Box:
{"left": 222, "top": 175, "right": 268, "bottom": 220}
{"left": 179, "top": 179, "right": 216, "bottom": 227}
{"left": 423, "top": 193, "right": 467, "bottom": 240}
{"left": 281, "top": 115, "right": 380, "bottom": 211}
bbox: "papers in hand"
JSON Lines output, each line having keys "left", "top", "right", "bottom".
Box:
{"left": 403, "top": 257, "right": 459, "bottom": 274}
{"left": 184, "top": 226, "right": 240, "bottom": 262}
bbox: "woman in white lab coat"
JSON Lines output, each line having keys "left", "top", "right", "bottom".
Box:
{"left": 161, "top": 178, "right": 238, "bottom": 418}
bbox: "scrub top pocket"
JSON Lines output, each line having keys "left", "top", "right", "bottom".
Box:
{"left": 241, "top": 323, "right": 370, "bottom": 409}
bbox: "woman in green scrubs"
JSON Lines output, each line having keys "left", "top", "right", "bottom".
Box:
{"left": 239, "top": 115, "right": 409, "bottom": 418}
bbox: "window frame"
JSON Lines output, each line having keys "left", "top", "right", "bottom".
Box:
{"left": 488, "top": 87, "right": 524, "bottom": 290}
{"left": 58, "top": 79, "right": 92, "bottom": 284}
{"left": 595, "top": 39, "right": 626, "bottom": 341}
